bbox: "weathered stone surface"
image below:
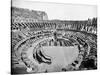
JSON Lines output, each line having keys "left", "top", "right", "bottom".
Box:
{"left": 12, "top": 7, "right": 48, "bottom": 23}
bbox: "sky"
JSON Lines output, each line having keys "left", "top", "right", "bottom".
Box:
{"left": 12, "top": 0, "right": 97, "bottom": 20}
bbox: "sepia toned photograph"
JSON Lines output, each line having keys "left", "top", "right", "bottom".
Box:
{"left": 11, "top": 0, "right": 97, "bottom": 74}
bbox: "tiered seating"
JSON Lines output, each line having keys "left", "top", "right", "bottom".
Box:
{"left": 11, "top": 7, "right": 97, "bottom": 73}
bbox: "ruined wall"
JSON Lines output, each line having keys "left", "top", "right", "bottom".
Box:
{"left": 11, "top": 7, "right": 48, "bottom": 23}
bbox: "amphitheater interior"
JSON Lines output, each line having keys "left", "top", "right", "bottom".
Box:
{"left": 11, "top": 7, "right": 97, "bottom": 74}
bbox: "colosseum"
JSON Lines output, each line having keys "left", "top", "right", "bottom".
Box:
{"left": 11, "top": 7, "right": 97, "bottom": 74}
